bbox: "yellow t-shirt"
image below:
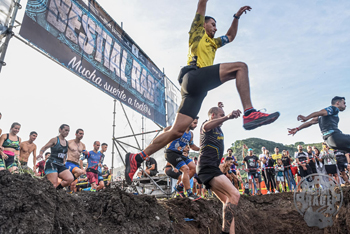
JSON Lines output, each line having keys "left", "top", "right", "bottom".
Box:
{"left": 272, "top": 153, "right": 282, "bottom": 161}
{"left": 187, "top": 14, "right": 224, "bottom": 68}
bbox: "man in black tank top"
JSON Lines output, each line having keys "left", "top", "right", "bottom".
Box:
{"left": 38, "top": 124, "right": 74, "bottom": 189}
{"left": 306, "top": 146, "right": 317, "bottom": 174}
{"left": 288, "top": 96, "right": 349, "bottom": 151}
{"left": 197, "top": 106, "right": 241, "bottom": 234}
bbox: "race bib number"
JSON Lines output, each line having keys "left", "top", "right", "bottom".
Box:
{"left": 58, "top": 153, "right": 66, "bottom": 159}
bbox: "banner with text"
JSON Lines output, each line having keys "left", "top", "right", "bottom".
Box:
{"left": 20, "top": 0, "right": 166, "bottom": 127}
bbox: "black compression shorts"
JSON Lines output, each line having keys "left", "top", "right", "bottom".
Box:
{"left": 177, "top": 64, "right": 222, "bottom": 119}
{"left": 44, "top": 158, "right": 67, "bottom": 175}
{"left": 197, "top": 165, "right": 223, "bottom": 190}
{"left": 326, "top": 132, "right": 350, "bottom": 151}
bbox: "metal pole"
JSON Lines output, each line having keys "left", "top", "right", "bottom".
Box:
{"left": 119, "top": 101, "right": 141, "bottom": 150}
{"left": 142, "top": 116, "right": 144, "bottom": 150}
{"left": 0, "top": 0, "right": 21, "bottom": 73}
{"left": 141, "top": 115, "right": 145, "bottom": 169}
{"left": 111, "top": 99, "right": 116, "bottom": 178}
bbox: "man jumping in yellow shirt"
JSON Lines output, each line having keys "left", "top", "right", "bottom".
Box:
{"left": 125, "top": 0, "right": 280, "bottom": 190}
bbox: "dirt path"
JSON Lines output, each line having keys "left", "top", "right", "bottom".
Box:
{"left": 0, "top": 171, "right": 348, "bottom": 234}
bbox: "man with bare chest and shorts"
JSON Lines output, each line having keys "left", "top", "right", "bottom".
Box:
{"left": 65, "top": 129, "right": 87, "bottom": 185}
{"left": 19, "top": 131, "right": 38, "bottom": 171}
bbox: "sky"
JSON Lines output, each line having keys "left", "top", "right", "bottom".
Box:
{"left": 0, "top": 0, "right": 349, "bottom": 172}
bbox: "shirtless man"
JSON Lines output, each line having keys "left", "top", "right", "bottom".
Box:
{"left": 19, "top": 131, "right": 38, "bottom": 170}
{"left": 66, "top": 129, "right": 87, "bottom": 191}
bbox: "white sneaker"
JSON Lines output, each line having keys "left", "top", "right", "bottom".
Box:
{"left": 275, "top": 190, "right": 279, "bottom": 193}
{"left": 267, "top": 191, "right": 271, "bottom": 194}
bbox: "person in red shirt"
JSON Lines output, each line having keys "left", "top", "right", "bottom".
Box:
{"left": 36, "top": 152, "right": 50, "bottom": 176}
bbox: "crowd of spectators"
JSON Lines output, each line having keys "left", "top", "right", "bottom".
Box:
{"left": 219, "top": 143, "right": 350, "bottom": 196}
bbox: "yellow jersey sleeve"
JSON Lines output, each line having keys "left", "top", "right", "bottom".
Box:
{"left": 187, "top": 14, "right": 224, "bottom": 68}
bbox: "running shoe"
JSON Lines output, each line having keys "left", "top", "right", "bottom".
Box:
{"left": 243, "top": 110, "right": 280, "bottom": 130}
{"left": 275, "top": 190, "right": 279, "bottom": 194}
{"left": 187, "top": 193, "right": 201, "bottom": 201}
{"left": 174, "top": 186, "right": 185, "bottom": 198}
{"left": 125, "top": 153, "right": 140, "bottom": 184}
{"left": 267, "top": 191, "right": 271, "bottom": 194}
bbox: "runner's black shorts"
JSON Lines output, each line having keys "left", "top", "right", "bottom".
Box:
{"left": 197, "top": 165, "right": 223, "bottom": 190}
{"left": 194, "top": 173, "right": 203, "bottom": 184}
{"left": 325, "top": 165, "right": 337, "bottom": 175}
{"left": 165, "top": 149, "right": 193, "bottom": 170}
{"left": 336, "top": 156, "right": 348, "bottom": 172}
{"left": 44, "top": 158, "right": 67, "bottom": 175}
{"left": 165, "top": 166, "right": 182, "bottom": 179}
{"left": 325, "top": 132, "right": 350, "bottom": 152}
{"left": 177, "top": 64, "right": 222, "bottom": 119}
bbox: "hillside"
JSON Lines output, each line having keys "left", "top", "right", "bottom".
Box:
{"left": 227, "top": 138, "right": 323, "bottom": 161}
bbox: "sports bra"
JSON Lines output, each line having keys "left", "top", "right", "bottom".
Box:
{"left": 2, "top": 134, "right": 20, "bottom": 150}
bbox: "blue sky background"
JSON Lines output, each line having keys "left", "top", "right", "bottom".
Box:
{"left": 0, "top": 0, "right": 349, "bottom": 170}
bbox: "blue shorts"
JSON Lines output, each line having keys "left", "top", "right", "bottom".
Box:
{"left": 65, "top": 160, "right": 80, "bottom": 174}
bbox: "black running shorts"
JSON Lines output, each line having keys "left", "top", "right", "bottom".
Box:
{"left": 44, "top": 158, "right": 67, "bottom": 175}
{"left": 177, "top": 64, "right": 222, "bottom": 119}
{"left": 197, "top": 165, "right": 223, "bottom": 190}
{"left": 165, "top": 149, "right": 193, "bottom": 170}
{"left": 326, "top": 132, "right": 350, "bottom": 152}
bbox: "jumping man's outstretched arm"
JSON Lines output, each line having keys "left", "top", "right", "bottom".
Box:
{"left": 297, "top": 109, "right": 328, "bottom": 122}
{"left": 288, "top": 117, "right": 319, "bottom": 136}
{"left": 226, "top": 6, "right": 252, "bottom": 42}
{"left": 203, "top": 110, "right": 241, "bottom": 132}
{"left": 196, "top": 0, "right": 208, "bottom": 16}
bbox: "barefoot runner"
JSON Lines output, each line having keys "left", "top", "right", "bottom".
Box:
{"left": 0, "top": 122, "right": 22, "bottom": 173}
{"left": 39, "top": 124, "right": 74, "bottom": 189}
{"left": 197, "top": 106, "right": 241, "bottom": 234}
{"left": 124, "top": 0, "right": 280, "bottom": 184}
{"left": 19, "top": 131, "right": 38, "bottom": 171}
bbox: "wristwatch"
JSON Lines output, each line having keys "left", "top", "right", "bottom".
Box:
{"left": 233, "top": 14, "right": 240, "bottom": 19}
